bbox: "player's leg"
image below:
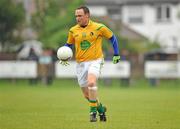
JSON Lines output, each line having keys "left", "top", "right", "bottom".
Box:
{"left": 97, "top": 101, "right": 107, "bottom": 122}
{"left": 80, "top": 85, "right": 97, "bottom": 122}
{"left": 81, "top": 87, "right": 89, "bottom": 100}
{"left": 87, "top": 73, "right": 98, "bottom": 122}
{"left": 81, "top": 86, "right": 107, "bottom": 122}
{"left": 77, "top": 59, "right": 106, "bottom": 122}
{"left": 76, "top": 62, "right": 97, "bottom": 122}
{"left": 88, "top": 59, "right": 107, "bottom": 122}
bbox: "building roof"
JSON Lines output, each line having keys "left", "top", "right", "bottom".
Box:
{"left": 86, "top": 0, "right": 180, "bottom": 5}
{"left": 120, "top": 23, "right": 147, "bottom": 40}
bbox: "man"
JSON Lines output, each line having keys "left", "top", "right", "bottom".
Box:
{"left": 60, "top": 6, "right": 120, "bottom": 122}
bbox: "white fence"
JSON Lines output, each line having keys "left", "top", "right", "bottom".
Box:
{"left": 1, "top": 60, "right": 180, "bottom": 79}
{"left": 0, "top": 61, "right": 131, "bottom": 78}
{"left": 55, "top": 61, "right": 76, "bottom": 78}
{"left": 0, "top": 61, "right": 37, "bottom": 78}
{"left": 145, "top": 61, "right": 180, "bottom": 78}
{"left": 55, "top": 61, "right": 131, "bottom": 78}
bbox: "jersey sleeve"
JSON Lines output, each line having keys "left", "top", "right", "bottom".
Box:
{"left": 98, "top": 25, "right": 113, "bottom": 39}
{"left": 66, "top": 30, "right": 74, "bottom": 44}
{"left": 109, "top": 35, "right": 119, "bottom": 55}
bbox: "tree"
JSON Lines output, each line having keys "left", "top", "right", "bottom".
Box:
{"left": 0, "top": 0, "right": 24, "bottom": 51}
{"left": 32, "top": 0, "right": 83, "bottom": 49}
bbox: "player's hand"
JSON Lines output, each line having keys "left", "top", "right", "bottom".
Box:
{"left": 59, "top": 60, "right": 69, "bottom": 66}
{"left": 112, "top": 55, "right": 120, "bottom": 64}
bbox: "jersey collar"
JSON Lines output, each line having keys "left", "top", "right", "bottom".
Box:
{"left": 78, "top": 20, "right": 93, "bottom": 28}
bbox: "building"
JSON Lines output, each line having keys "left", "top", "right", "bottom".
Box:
{"left": 86, "top": 0, "right": 180, "bottom": 49}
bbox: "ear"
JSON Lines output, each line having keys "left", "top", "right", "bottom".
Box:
{"left": 86, "top": 14, "right": 90, "bottom": 18}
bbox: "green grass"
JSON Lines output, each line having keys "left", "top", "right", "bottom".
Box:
{"left": 0, "top": 79, "right": 180, "bottom": 129}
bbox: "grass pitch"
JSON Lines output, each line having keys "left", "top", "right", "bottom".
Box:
{"left": 0, "top": 79, "right": 180, "bottom": 129}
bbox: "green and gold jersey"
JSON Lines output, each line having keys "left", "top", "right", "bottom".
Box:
{"left": 67, "top": 20, "right": 113, "bottom": 62}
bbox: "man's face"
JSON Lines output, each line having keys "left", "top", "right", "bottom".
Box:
{"left": 75, "top": 9, "right": 89, "bottom": 27}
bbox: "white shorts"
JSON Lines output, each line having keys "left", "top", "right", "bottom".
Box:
{"left": 76, "top": 58, "right": 104, "bottom": 87}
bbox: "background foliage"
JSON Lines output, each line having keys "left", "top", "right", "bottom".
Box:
{"left": 0, "top": 0, "right": 160, "bottom": 53}
{"left": 0, "top": 0, "right": 24, "bottom": 51}
{"left": 32, "top": 0, "right": 84, "bottom": 49}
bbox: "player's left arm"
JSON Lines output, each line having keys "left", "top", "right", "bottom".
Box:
{"left": 109, "top": 35, "right": 120, "bottom": 64}
{"left": 100, "top": 25, "right": 120, "bottom": 64}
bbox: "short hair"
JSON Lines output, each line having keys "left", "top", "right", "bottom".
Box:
{"left": 76, "top": 6, "right": 90, "bottom": 15}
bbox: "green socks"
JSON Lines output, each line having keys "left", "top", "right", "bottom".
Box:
{"left": 89, "top": 100, "right": 97, "bottom": 113}
{"left": 97, "top": 103, "right": 105, "bottom": 114}
{"left": 89, "top": 100, "right": 105, "bottom": 113}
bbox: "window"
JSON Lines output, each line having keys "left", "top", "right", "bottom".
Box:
{"left": 156, "top": 4, "right": 171, "bottom": 22}
{"left": 127, "top": 6, "right": 143, "bottom": 23}
{"left": 108, "top": 7, "right": 121, "bottom": 20}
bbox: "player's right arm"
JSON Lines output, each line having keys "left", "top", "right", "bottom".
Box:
{"left": 65, "top": 30, "right": 74, "bottom": 48}
{"left": 60, "top": 30, "right": 74, "bottom": 66}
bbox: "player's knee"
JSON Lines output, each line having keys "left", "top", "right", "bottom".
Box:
{"left": 87, "top": 81, "right": 95, "bottom": 87}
